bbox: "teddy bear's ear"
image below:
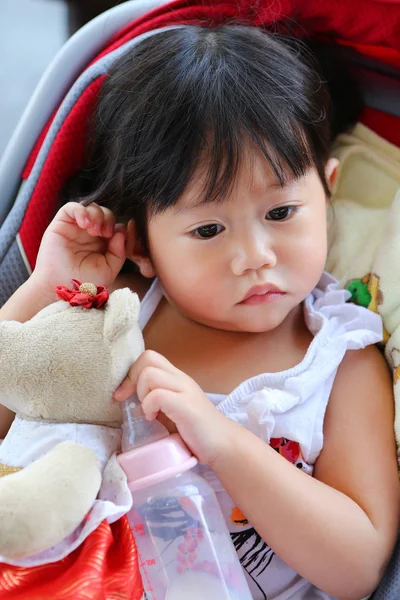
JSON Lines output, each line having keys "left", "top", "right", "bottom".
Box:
{"left": 103, "top": 289, "right": 141, "bottom": 343}
{"left": 0, "top": 320, "right": 22, "bottom": 343}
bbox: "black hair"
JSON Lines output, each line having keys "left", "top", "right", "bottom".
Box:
{"left": 78, "top": 25, "right": 333, "bottom": 248}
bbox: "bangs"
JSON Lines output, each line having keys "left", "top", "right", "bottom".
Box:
{"left": 84, "top": 25, "right": 331, "bottom": 227}
{"left": 187, "top": 113, "right": 314, "bottom": 209}
{"left": 141, "top": 27, "right": 330, "bottom": 216}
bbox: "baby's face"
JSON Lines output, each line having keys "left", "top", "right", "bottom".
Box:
{"left": 145, "top": 148, "right": 329, "bottom": 333}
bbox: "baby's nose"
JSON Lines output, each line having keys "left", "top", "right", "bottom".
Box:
{"left": 230, "top": 236, "right": 277, "bottom": 276}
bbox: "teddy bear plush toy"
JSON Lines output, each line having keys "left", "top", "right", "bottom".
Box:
{"left": 0, "top": 280, "right": 143, "bottom": 564}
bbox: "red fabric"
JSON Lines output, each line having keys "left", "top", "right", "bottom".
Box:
{"left": 360, "top": 107, "right": 400, "bottom": 148}
{"left": 97, "top": 0, "right": 400, "bottom": 62}
{"left": 0, "top": 517, "right": 143, "bottom": 600}
{"left": 337, "top": 39, "right": 400, "bottom": 69}
{"left": 56, "top": 279, "right": 109, "bottom": 309}
{"left": 19, "top": 75, "right": 106, "bottom": 269}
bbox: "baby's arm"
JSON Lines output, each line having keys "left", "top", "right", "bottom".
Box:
{"left": 115, "top": 347, "right": 399, "bottom": 598}
{"left": 211, "top": 346, "right": 399, "bottom": 599}
{"left": 0, "top": 202, "right": 125, "bottom": 324}
{"left": 0, "top": 202, "right": 126, "bottom": 437}
{"left": 0, "top": 278, "right": 57, "bottom": 323}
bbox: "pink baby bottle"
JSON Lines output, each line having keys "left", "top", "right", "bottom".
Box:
{"left": 118, "top": 394, "right": 253, "bottom": 600}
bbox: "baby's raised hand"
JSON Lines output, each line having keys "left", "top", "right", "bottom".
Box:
{"left": 31, "top": 202, "right": 126, "bottom": 296}
{"left": 113, "top": 350, "right": 233, "bottom": 466}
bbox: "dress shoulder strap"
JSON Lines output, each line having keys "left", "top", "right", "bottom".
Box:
{"left": 138, "top": 278, "right": 163, "bottom": 331}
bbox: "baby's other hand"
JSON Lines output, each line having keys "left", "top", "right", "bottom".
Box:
{"left": 31, "top": 202, "right": 127, "bottom": 296}
{"left": 113, "top": 350, "right": 232, "bottom": 466}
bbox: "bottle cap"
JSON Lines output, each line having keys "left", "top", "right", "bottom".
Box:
{"left": 118, "top": 433, "right": 197, "bottom": 491}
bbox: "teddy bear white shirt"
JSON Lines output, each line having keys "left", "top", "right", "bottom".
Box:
{"left": 0, "top": 420, "right": 132, "bottom": 566}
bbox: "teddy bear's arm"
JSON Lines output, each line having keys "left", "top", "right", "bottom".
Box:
{"left": 0, "top": 441, "right": 101, "bottom": 559}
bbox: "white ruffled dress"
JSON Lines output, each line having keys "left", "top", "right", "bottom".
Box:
{"left": 139, "top": 272, "right": 383, "bottom": 600}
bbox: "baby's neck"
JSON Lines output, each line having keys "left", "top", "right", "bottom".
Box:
{"left": 162, "top": 296, "right": 305, "bottom": 342}
{"left": 143, "top": 297, "right": 312, "bottom": 395}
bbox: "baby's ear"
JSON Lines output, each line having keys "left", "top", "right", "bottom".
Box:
{"left": 103, "top": 289, "right": 141, "bottom": 343}
{"left": 325, "top": 158, "right": 339, "bottom": 192}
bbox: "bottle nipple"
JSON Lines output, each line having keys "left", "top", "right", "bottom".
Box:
{"left": 121, "top": 393, "right": 169, "bottom": 452}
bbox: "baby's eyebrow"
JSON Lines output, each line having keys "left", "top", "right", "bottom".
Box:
{"left": 173, "top": 182, "right": 290, "bottom": 215}
{"left": 173, "top": 201, "right": 215, "bottom": 215}
{"left": 172, "top": 174, "right": 302, "bottom": 216}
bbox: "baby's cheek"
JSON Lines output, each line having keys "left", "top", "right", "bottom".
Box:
{"left": 284, "top": 231, "right": 327, "bottom": 290}
{"left": 298, "top": 225, "right": 327, "bottom": 261}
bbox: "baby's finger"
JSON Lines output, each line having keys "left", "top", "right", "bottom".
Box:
{"left": 106, "top": 229, "right": 126, "bottom": 262}
{"left": 83, "top": 204, "right": 106, "bottom": 235}
{"left": 133, "top": 350, "right": 180, "bottom": 380}
{"left": 137, "top": 366, "right": 181, "bottom": 403}
{"left": 62, "top": 202, "right": 90, "bottom": 230}
{"left": 98, "top": 206, "right": 116, "bottom": 238}
{"left": 113, "top": 371, "right": 135, "bottom": 402}
{"left": 114, "top": 223, "right": 127, "bottom": 234}
{"left": 104, "top": 230, "right": 126, "bottom": 279}
{"left": 126, "top": 220, "right": 137, "bottom": 260}
{"left": 113, "top": 350, "right": 178, "bottom": 401}
{"left": 142, "top": 388, "right": 178, "bottom": 421}
{"left": 72, "top": 204, "right": 103, "bottom": 235}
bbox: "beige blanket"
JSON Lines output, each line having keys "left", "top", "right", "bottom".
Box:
{"left": 327, "top": 123, "right": 400, "bottom": 451}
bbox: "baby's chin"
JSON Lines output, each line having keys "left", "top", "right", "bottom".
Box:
{"left": 183, "top": 311, "right": 288, "bottom": 334}
{"left": 222, "top": 319, "right": 288, "bottom": 334}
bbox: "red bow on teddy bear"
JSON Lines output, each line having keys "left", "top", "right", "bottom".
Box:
{"left": 56, "top": 280, "right": 109, "bottom": 309}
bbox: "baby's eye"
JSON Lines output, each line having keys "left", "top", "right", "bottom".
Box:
{"left": 192, "top": 224, "right": 224, "bottom": 239}
{"left": 266, "top": 206, "right": 297, "bottom": 221}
